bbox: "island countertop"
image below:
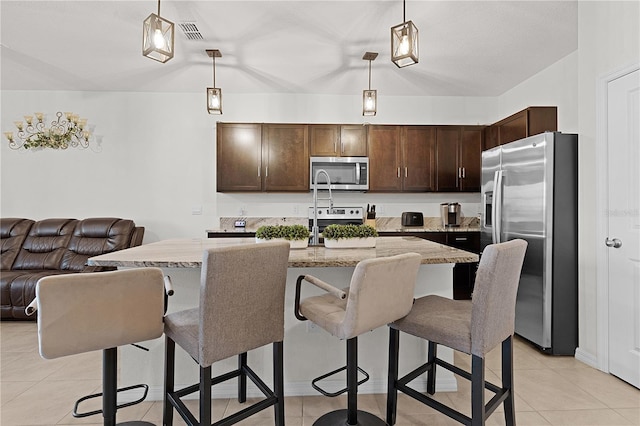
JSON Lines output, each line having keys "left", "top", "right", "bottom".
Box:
{"left": 88, "top": 236, "right": 478, "bottom": 268}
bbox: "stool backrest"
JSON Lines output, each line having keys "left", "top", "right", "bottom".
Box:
{"left": 341, "top": 253, "right": 422, "bottom": 340}
{"left": 35, "top": 268, "right": 166, "bottom": 359}
{"left": 471, "top": 239, "right": 527, "bottom": 357}
{"left": 199, "top": 241, "right": 290, "bottom": 366}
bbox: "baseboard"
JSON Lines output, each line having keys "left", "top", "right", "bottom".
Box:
{"left": 575, "top": 346, "right": 599, "bottom": 370}
{"left": 138, "top": 376, "right": 458, "bottom": 403}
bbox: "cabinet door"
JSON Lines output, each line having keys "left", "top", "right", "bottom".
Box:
{"left": 368, "top": 125, "right": 402, "bottom": 192}
{"left": 498, "top": 111, "right": 527, "bottom": 145}
{"left": 217, "top": 123, "right": 262, "bottom": 192}
{"left": 483, "top": 125, "right": 499, "bottom": 150}
{"left": 309, "top": 125, "right": 339, "bottom": 156}
{"left": 527, "top": 107, "right": 558, "bottom": 136}
{"left": 262, "top": 124, "right": 309, "bottom": 191}
{"left": 459, "top": 128, "right": 482, "bottom": 191}
{"left": 435, "top": 127, "right": 460, "bottom": 192}
{"left": 402, "top": 126, "right": 436, "bottom": 191}
{"left": 447, "top": 232, "right": 480, "bottom": 253}
{"left": 340, "top": 125, "right": 368, "bottom": 156}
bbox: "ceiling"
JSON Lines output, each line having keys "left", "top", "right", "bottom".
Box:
{"left": 0, "top": 0, "right": 578, "bottom": 97}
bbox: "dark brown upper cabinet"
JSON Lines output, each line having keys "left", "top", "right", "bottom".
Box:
{"left": 309, "top": 124, "right": 367, "bottom": 157}
{"left": 484, "top": 106, "right": 557, "bottom": 150}
{"left": 262, "top": 124, "right": 309, "bottom": 191}
{"left": 435, "top": 126, "right": 482, "bottom": 192}
{"left": 368, "top": 125, "right": 436, "bottom": 192}
{"left": 216, "top": 122, "right": 309, "bottom": 192}
{"left": 217, "top": 123, "right": 263, "bottom": 192}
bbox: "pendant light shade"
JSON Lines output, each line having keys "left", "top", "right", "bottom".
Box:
{"left": 391, "top": 0, "right": 418, "bottom": 68}
{"left": 362, "top": 52, "right": 378, "bottom": 116}
{"left": 142, "top": 0, "right": 174, "bottom": 63}
{"left": 206, "top": 50, "right": 223, "bottom": 115}
{"left": 363, "top": 90, "right": 377, "bottom": 116}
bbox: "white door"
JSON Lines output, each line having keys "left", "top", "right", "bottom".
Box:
{"left": 607, "top": 68, "right": 640, "bottom": 389}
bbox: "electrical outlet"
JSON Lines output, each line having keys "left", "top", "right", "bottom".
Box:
{"left": 293, "top": 205, "right": 299, "bottom": 215}
{"left": 191, "top": 205, "right": 202, "bottom": 215}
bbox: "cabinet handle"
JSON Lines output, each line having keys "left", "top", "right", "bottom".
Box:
{"left": 405, "top": 167, "right": 408, "bottom": 178}
{"left": 462, "top": 167, "right": 466, "bottom": 178}
{"left": 334, "top": 142, "right": 337, "bottom": 153}
{"left": 397, "top": 167, "right": 401, "bottom": 178}
{"left": 265, "top": 166, "right": 269, "bottom": 177}
{"left": 458, "top": 167, "right": 462, "bottom": 179}
{"left": 341, "top": 142, "right": 344, "bottom": 154}
{"left": 454, "top": 237, "right": 468, "bottom": 241}
{"left": 258, "top": 166, "right": 261, "bottom": 177}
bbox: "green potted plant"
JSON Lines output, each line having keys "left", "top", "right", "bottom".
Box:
{"left": 321, "top": 224, "right": 378, "bottom": 248}
{"left": 255, "top": 224, "right": 310, "bottom": 249}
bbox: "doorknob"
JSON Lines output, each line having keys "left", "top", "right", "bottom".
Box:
{"left": 605, "top": 237, "right": 622, "bottom": 248}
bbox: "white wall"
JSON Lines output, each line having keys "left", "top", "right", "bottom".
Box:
{"left": 1, "top": 92, "right": 492, "bottom": 241}
{"left": 497, "top": 51, "right": 579, "bottom": 133}
{"left": 575, "top": 1, "right": 639, "bottom": 361}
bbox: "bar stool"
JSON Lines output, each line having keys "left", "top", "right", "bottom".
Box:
{"left": 386, "top": 239, "right": 527, "bottom": 426}
{"left": 28, "top": 268, "right": 169, "bottom": 426}
{"left": 163, "top": 241, "right": 290, "bottom": 426}
{"left": 294, "top": 253, "right": 422, "bottom": 426}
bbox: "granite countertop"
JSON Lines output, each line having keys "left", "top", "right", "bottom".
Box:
{"left": 207, "top": 216, "right": 480, "bottom": 234}
{"left": 88, "top": 236, "right": 478, "bottom": 269}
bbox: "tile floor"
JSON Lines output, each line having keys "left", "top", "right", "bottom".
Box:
{"left": 1, "top": 321, "right": 639, "bottom": 425}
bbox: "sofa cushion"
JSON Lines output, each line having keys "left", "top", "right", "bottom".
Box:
{"left": 12, "top": 219, "right": 78, "bottom": 270}
{"left": 1, "top": 270, "right": 78, "bottom": 320}
{"left": 61, "top": 218, "right": 136, "bottom": 271}
{"left": 0, "top": 218, "right": 34, "bottom": 270}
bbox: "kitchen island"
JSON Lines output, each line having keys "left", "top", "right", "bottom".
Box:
{"left": 88, "top": 237, "right": 478, "bottom": 401}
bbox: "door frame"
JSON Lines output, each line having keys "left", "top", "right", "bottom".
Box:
{"left": 595, "top": 63, "right": 640, "bottom": 373}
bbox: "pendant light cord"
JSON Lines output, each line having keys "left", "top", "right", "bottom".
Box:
{"left": 212, "top": 55, "right": 217, "bottom": 87}
{"left": 157, "top": 0, "right": 161, "bottom": 16}
{"left": 403, "top": 0, "right": 406, "bottom": 23}
{"left": 368, "top": 60, "right": 372, "bottom": 90}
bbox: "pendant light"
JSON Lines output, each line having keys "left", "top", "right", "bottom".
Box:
{"left": 142, "top": 0, "right": 175, "bottom": 63}
{"left": 391, "top": 0, "right": 418, "bottom": 68}
{"left": 362, "top": 52, "right": 378, "bottom": 116}
{"left": 206, "top": 50, "right": 223, "bottom": 115}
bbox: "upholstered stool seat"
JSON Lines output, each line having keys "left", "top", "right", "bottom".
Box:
{"left": 295, "top": 253, "right": 422, "bottom": 426}
{"left": 386, "top": 239, "right": 528, "bottom": 426}
{"left": 163, "top": 241, "right": 290, "bottom": 426}
{"left": 29, "top": 268, "right": 168, "bottom": 426}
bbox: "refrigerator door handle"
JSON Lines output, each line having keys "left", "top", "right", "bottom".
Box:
{"left": 494, "top": 170, "right": 504, "bottom": 243}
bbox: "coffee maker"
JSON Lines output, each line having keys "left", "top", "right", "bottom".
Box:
{"left": 440, "top": 202, "right": 462, "bottom": 227}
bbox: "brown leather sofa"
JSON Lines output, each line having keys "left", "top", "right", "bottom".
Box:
{"left": 1, "top": 217, "right": 144, "bottom": 320}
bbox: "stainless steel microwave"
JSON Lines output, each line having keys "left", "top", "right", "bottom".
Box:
{"left": 309, "top": 157, "right": 369, "bottom": 191}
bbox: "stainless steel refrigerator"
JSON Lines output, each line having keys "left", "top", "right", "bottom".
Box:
{"left": 481, "top": 132, "right": 578, "bottom": 355}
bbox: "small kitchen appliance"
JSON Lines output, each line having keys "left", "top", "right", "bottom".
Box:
{"left": 440, "top": 202, "right": 461, "bottom": 227}
{"left": 309, "top": 157, "right": 369, "bottom": 191}
{"left": 401, "top": 212, "right": 424, "bottom": 227}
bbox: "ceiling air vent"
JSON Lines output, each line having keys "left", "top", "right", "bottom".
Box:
{"left": 179, "top": 22, "right": 203, "bottom": 40}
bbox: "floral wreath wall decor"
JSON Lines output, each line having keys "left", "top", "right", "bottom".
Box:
{"left": 4, "top": 112, "right": 95, "bottom": 150}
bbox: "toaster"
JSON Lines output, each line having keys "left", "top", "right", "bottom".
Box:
{"left": 401, "top": 212, "right": 424, "bottom": 227}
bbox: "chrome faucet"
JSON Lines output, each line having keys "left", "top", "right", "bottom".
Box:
{"left": 311, "top": 169, "right": 333, "bottom": 246}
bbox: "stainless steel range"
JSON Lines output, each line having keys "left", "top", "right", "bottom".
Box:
{"left": 308, "top": 207, "right": 364, "bottom": 232}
